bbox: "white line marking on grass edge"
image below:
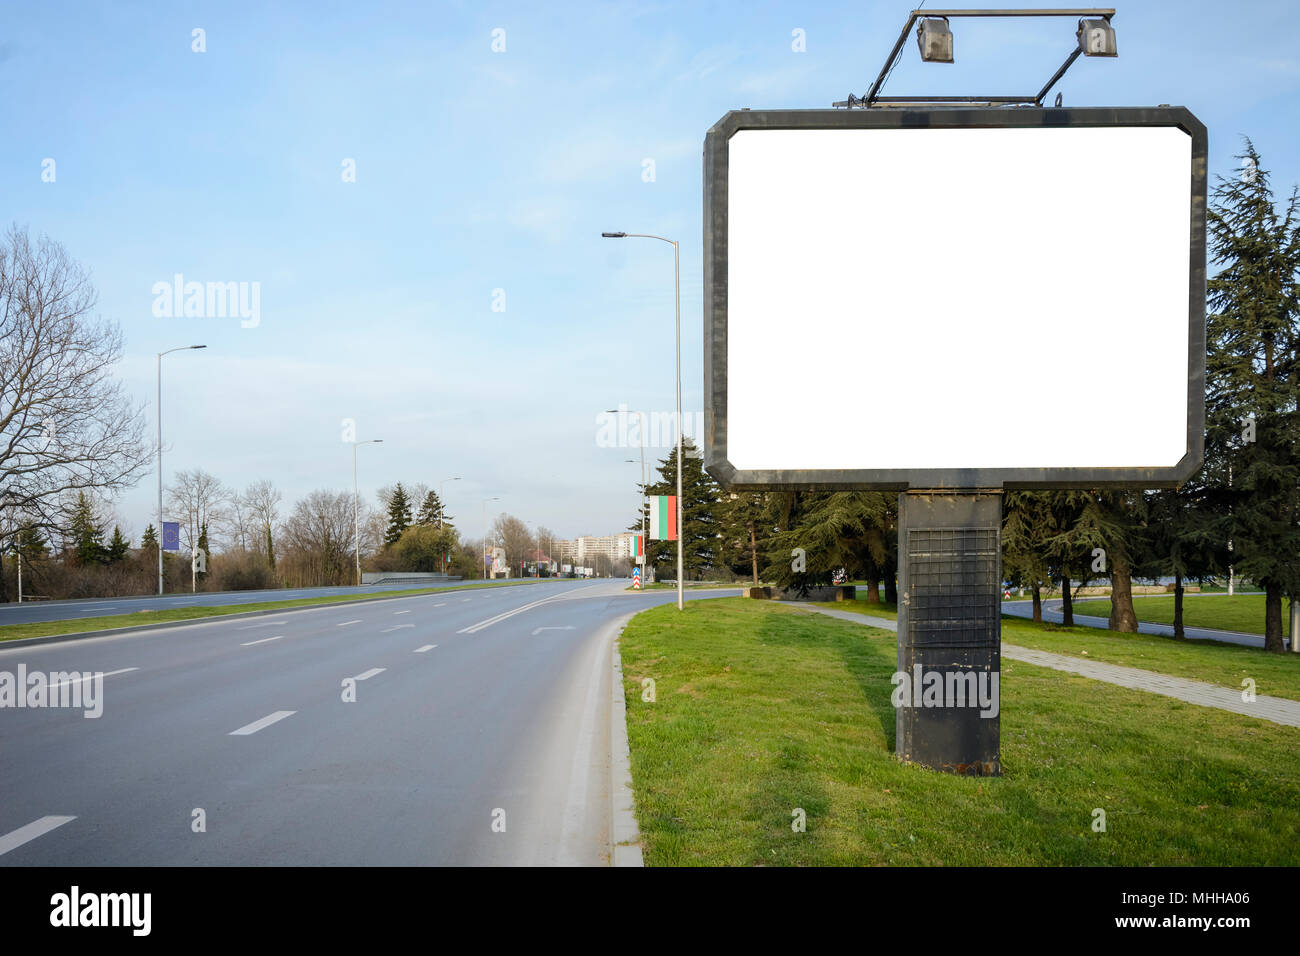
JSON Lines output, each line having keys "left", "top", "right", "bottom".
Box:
{"left": 337, "top": 620, "right": 362, "bottom": 627}
{"left": 230, "top": 711, "right": 296, "bottom": 736}
{"left": 354, "top": 668, "right": 385, "bottom": 681}
{"left": 240, "top": 635, "right": 285, "bottom": 646}
{"left": 414, "top": 644, "right": 437, "bottom": 653}
{"left": 0, "top": 816, "right": 76, "bottom": 857}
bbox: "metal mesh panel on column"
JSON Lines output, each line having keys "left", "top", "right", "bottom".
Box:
{"left": 906, "top": 527, "right": 999, "bottom": 647}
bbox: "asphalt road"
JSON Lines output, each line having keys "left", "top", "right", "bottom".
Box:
{"left": 0, "top": 577, "right": 539, "bottom": 627}
{"left": 0, "top": 579, "right": 735, "bottom": 866}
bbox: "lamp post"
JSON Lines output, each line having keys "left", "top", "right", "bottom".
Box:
{"left": 601, "top": 233, "right": 683, "bottom": 610}
{"left": 352, "top": 439, "right": 383, "bottom": 586}
{"left": 482, "top": 496, "right": 500, "bottom": 579}
{"left": 440, "top": 477, "right": 461, "bottom": 574}
{"left": 157, "top": 345, "right": 206, "bottom": 596}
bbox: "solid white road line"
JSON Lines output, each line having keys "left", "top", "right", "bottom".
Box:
{"left": 0, "top": 816, "right": 77, "bottom": 858}
{"left": 240, "top": 635, "right": 285, "bottom": 647}
{"left": 48, "top": 667, "right": 137, "bottom": 690}
{"left": 353, "top": 668, "right": 385, "bottom": 681}
{"left": 414, "top": 644, "right": 437, "bottom": 653}
{"left": 532, "top": 626, "right": 576, "bottom": 636}
{"left": 229, "top": 710, "right": 296, "bottom": 736}
{"left": 337, "top": 620, "right": 362, "bottom": 627}
{"left": 457, "top": 589, "right": 586, "bottom": 634}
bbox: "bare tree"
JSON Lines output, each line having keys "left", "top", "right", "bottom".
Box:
{"left": 166, "top": 468, "right": 227, "bottom": 553}
{"left": 279, "top": 489, "right": 354, "bottom": 586}
{"left": 0, "top": 225, "right": 151, "bottom": 548}
{"left": 241, "top": 479, "right": 281, "bottom": 559}
{"left": 491, "top": 513, "right": 533, "bottom": 577}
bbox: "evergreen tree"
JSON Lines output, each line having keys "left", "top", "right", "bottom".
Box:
{"left": 265, "top": 524, "right": 276, "bottom": 570}
{"left": 644, "top": 439, "right": 723, "bottom": 579}
{"left": 1204, "top": 141, "right": 1300, "bottom": 652}
{"left": 718, "top": 491, "right": 769, "bottom": 587}
{"left": 68, "top": 492, "right": 106, "bottom": 566}
{"left": 140, "top": 523, "right": 159, "bottom": 551}
{"left": 416, "top": 490, "right": 450, "bottom": 527}
{"left": 384, "top": 483, "right": 414, "bottom": 547}
{"left": 16, "top": 523, "right": 49, "bottom": 561}
{"left": 106, "top": 525, "right": 130, "bottom": 563}
{"left": 762, "top": 492, "right": 895, "bottom": 598}
{"left": 197, "top": 522, "right": 210, "bottom": 580}
{"left": 1002, "top": 492, "right": 1055, "bottom": 622}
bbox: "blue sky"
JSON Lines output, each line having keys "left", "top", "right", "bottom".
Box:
{"left": 4, "top": 0, "right": 1299, "bottom": 544}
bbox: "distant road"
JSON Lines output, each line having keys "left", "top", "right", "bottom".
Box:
{"left": 1001, "top": 597, "right": 1280, "bottom": 650}
{"left": 0, "top": 578, "right": 543, "bottom": 627}
{"left": 0, "top": 578, "right": 739, "bottom": 865}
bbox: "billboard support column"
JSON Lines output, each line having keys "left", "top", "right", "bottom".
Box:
{"left": 896, "top": 491, "right": 1002, "bottom": 776}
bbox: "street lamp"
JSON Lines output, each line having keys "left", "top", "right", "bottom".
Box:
{"left": 157, "top": 344, "right": 206, "bottom": 596}
{"left": 482, "top": 496, "right": 500, "bottom": 579}
{"left": 352, "top": 439, "right": 383, "bottom": 586}
{"left": 440, "top": 477, "right": 461, "bottom": 574}
{"left": 602, "top": 232, "right": 683, "bottom": 610}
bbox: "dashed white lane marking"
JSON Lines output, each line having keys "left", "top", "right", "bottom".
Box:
{"left": 229, "top": 711, "right": 296, "bottom": 736}
{"left": 393, "top": 610, "right": 411, "bottom": 615}
{"left": 431, "top": 603, "right": 446, "bottom": 608}
{"left": 414, "top": 644, "right": 437, "bottom": 653}
{"left": 0, "top": 816, "right": 77, "bottom": 857}
{"left": 461, "top": 598, "right": 471, "bottom": 602}
{"left": 337, "top": 620, "right": 362, "bottom": 627}
{"left": 238, "top": 621, "right": 285, "bottom": 629}
{"left": 353, "top": 668, "right": 385, "bottom": 681}
{"left": 49, "top": 667, "right": 137, "bottom": 690}
{"left": 240, "top": 635, "right": 285, "bottom": 646}
{"left": 381, "top": 624, "right": 414, "bottom": 632}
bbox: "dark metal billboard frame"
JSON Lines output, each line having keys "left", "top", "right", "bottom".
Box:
{"left": 702, "top": 105, "right": 1208, "bottom": 492}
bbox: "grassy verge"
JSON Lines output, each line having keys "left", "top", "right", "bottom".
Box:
{"left": 620, "top": 598, "right": 1300, "bottom": 866}
{"left": 0, "top": 579, "right": 546, "bottom": 643}
{"left": 628, "top": 582, "right": 741, "bottom": 591}
{"left": 1073, "top": 594, "right": 1290, "bottom": 637}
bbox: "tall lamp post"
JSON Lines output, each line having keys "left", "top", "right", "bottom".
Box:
{"left": 440, "top": 477, "right": 461, "bottom": 574}
{"left": 157, "top": 344, "right": 206, "bottom": 596}
{"left": 482, "top": 496, "right": 500, "bottom": 579}
{"left": 352, "top": 439, "right": 383, "bottom": 586}
{"left": 601, "top": 233, "right": 683, "bottom": 610}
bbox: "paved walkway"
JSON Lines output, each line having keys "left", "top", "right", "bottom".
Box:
{"left": 1001, "top": 597, "right": 1289, "bottom": 650}
{"left": 802, "top": 606, "right": 1300, "bottom": 729}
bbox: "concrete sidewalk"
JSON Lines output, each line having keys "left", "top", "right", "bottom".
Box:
{"left": 802, "top": 605, "right": 1300, "bottom": 729}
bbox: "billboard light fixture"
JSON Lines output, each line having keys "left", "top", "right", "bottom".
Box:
{"left": 1077, "top": 17, "right": 1117, "bottom": 56}
{"left": 837, "top": 7, "right": 1118, "bottom": 108}
{"left": 916, "top": 17, "right": 954, "bottom": 63}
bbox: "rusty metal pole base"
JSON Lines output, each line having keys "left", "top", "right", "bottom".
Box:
{"left": 895, "top": 491, "right": 1003, "bottom": 776}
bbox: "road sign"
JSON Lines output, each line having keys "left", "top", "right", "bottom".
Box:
{"left": 162, "top": 522, "right": 180, "bottom": 552}
{"left": 632, "top": 566, "right": 642, "bottom": 590}
{"left": 704, "top": 107, "right": 1207, "bottom": 491}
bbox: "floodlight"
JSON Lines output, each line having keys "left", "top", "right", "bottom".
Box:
{"left": 1077, "top": 18, "right": 1117, "bottom": 57}
{"left": 916, "top": 18, "right": 953, "bottom": 64}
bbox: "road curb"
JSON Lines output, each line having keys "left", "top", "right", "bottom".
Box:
{"left": 0, "top": 583, "right": 542, "bottom": 651}
{"left": 610, "top": 626, "right": 644, "bottom": 867}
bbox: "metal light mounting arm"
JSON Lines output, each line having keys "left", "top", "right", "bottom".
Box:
{"left": 839, "top": 7, "right": 1116, "bottom": 109}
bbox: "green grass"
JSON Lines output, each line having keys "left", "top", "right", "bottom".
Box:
{"left": 0, "top": 579, "right": 548, "bottom": 643}
{"left": 620, "top": 598, "right": 1300, "bottom": 866}
{"left": 628, "top": 582, "right": 742, "bottom": 591}
{"left": 1073, "top": 594, "right": 1290, "bottom": 638}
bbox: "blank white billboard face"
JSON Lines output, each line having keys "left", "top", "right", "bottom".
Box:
{"left": 724, "top": 124, "right": 1194, "bottom": 474}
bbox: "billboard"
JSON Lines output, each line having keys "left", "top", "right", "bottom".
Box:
{"left": 703, "top": 107, "right": 1207, "bottom": 490}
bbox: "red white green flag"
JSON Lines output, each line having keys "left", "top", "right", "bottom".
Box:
{"left": 650, "top": 495, "right": 677, "bottom": 541}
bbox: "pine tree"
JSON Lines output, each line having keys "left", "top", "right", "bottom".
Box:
{"left": 416, "top": 490, "right": 450, "bottom": 527}
{"left": 106, "top": 525, "right": 130, "bottom": 563}
{"left": 384, "top": 483, "right": 414, "bottom": 547}
{"left": 15, "top": 523, "right": 49, "bottom": 561}
{"left": 761, "top": 492, "right": 895, "bottom": 596}
{"left": 141, "top": 523, "right": 159, "bottom": 550}
{"left": 1204, "top": 140, "right": 1300, "bottom": 652}
{"left": 265, "top": 524, "right": 276, "bottom": 570}
{"left": 718, "top": 491, "right": 769, "bottom": 587}
{"left": 68, "top": 492, "right": 106, "bottom": 566}
{"left": 644, "top": 439, "right": 723, "bottom": 579}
